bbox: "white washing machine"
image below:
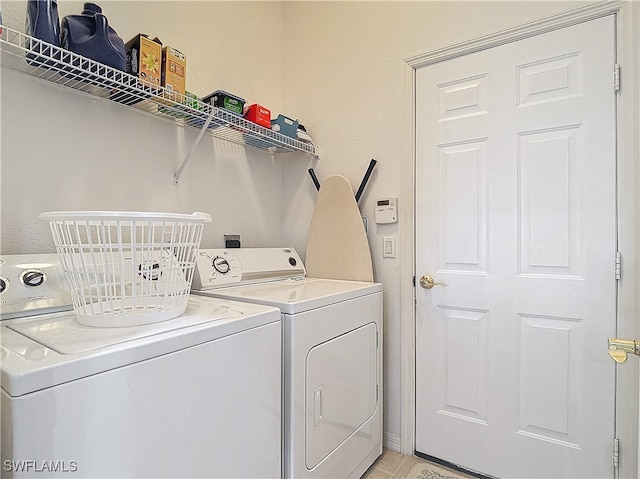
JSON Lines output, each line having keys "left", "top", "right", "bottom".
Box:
{"left": 0, "top": 254, "right": 282, "bottom": 479}
{"left": 191, "top": 248, "right": 383, "bottom": 479}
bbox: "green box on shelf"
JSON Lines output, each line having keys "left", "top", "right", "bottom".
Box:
{"left": 157, "top": 90, "right": 203, "bottom": 120}
{"left": 183, "top": 91, "right": 203, "bottom": 111}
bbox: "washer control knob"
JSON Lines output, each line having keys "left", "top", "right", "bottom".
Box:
{"left": 212, "top": 256, "right": 230, "bottom": 274}
{"left": 21, "top": 270, "right": 46, "bottom": 287}
{"left": 0, "top": 277, "right": 7, "bottom": 294}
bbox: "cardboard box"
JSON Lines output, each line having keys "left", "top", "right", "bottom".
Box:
{"left": 162, "top": 46, "right": 186, "bottom": 98}
{"left": 125, "top": 34, "right": 162, "bottom": 87}
{"left": 244, "top": 104, "right": 271, "bottom": 128}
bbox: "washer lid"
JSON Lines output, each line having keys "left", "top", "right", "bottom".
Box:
{"left": 197, "top": 278, "right": 382, "bottom": 314}
{"left": 1, "top": 295, "right": 280, "bottom": 397}
{"left": 9, "top": 300, "right": 245, "bottom": 355}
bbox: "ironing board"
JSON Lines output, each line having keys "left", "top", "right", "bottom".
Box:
{"left": 305, "top": 175, "right": 374, "bottom": 282}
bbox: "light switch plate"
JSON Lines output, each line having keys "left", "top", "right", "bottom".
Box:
{"left": 383, "top": 236, "right": 396, "bottom": 258}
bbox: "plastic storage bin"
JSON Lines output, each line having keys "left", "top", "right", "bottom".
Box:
{"left": 40, "top": 211, "right": 211, "bottom": 327}
{"left": 202, "top": 90, "right": 245, "bottom": 116}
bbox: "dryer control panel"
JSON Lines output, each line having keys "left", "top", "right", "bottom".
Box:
{"left": 192, "top": 248, "right": 306, "bottom": 291}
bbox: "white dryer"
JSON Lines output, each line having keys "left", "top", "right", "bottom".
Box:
{"left": 191, "top": 248, "right": 383, "bottom": 479}
{"left": 0, "top": 254, "right": 282, "bottom": 479}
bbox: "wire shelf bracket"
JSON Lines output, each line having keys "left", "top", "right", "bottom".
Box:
{"left": 173, "top": 115, "right": 214, "bottom": 185}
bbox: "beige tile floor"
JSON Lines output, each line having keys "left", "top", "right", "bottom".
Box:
{"left": 361, "top": 448, "right": 472, "bottom": 479}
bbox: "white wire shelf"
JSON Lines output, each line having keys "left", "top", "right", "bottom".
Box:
{"left": 0, "top": 25, "right": 317, "bottom": 183}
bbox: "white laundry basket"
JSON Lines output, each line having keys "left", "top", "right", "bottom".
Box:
{"left": 40, "top": 211, "right": 212, "bottom": 327}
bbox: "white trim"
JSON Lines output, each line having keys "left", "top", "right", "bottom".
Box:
{"left": 400, "top": 2, "right": 639, "bottom": 477}
{"left": 383, "top": 431, "right": 402, "bottom": 454}
{"left": 405, "top": 1, "right": 624, "bottom": 69}
{"left": 399, "top": 47, "right": 416, "bottom": 457}
{"left": 613, "top": 2, "right": 640, "bottom": 476}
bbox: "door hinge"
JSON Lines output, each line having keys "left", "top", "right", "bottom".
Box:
{"left": 614, "top": 63, "right": 621, "bottom": 93}
{"left": 615, "top": 252, "right": 622, "bottom": 280}
{"left": 613, "top": 438, "right": 620, "bottom": 468}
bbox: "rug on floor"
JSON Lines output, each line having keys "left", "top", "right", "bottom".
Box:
{"left": 407, "top": 462, "right": 467, "bottom": 479}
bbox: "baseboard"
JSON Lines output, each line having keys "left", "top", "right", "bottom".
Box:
{"left": 383, "top": 432, "right": 401, "bottom": 453}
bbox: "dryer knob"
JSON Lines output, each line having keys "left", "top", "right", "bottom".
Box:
{"left": 21, "top": 270, "right": 46, "bottom": 287}
{"left": 212, "top": 256, "right": 231, "bottom": 274}
{"left": 0, "top": 277, "right": 7, "bottom": 293}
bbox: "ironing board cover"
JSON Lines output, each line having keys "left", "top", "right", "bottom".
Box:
{"left": 305, "top": 175, "right": 374, "bottom": 282}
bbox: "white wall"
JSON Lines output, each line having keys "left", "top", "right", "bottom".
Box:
{"left": 4, "top": 0, "right": 635, "bottom": 459}
{"left": 1, "top": 1, "right": 308, "bottom": 253}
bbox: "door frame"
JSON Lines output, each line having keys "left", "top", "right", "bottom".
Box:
{"left": 399, "top": 2, "right": 640, "bottom": 476}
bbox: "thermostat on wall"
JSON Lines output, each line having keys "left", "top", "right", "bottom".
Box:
{"left": 375, "top": 197, "right": 398, "bottom": 224}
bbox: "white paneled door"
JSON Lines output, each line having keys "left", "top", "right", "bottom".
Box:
{"left": 415, "top": 16, "right": 617, "bottom": 478}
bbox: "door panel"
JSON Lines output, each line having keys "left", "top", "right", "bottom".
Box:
{"left": 415, "top": 15, "right": 616, "bottom": 478}
{"left": 305, "top": 322, "right": 378, "bottom": 469}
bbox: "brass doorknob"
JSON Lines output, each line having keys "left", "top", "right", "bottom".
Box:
{"left": 608, "top": 338, "right": 640, "bottom": 364}
{"left": 419, "top": 275, "right": 447, "bottom": 289}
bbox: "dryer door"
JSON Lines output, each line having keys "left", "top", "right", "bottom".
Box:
{"left": 305, "top": 322, "right": 378, "bottom": 469}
